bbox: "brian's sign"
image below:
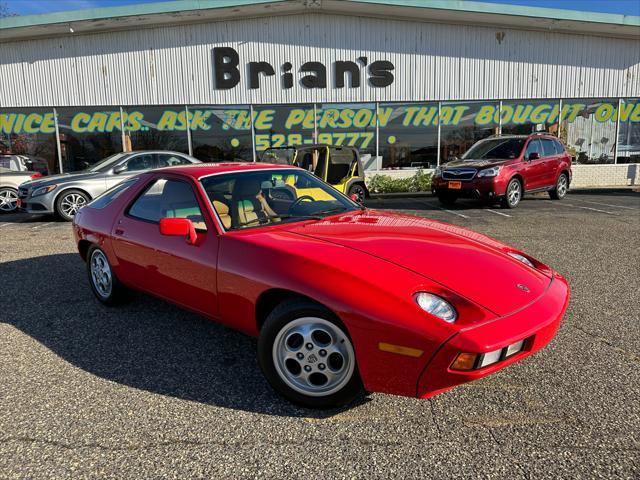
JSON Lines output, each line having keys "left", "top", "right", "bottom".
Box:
{"left": 212, "top": 47, "right": 395, "bottom": 90}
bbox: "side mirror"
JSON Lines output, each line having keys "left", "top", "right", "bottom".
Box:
{"left": 527, "top": 152, "right": 540, "bottom": 161}
{"left": 113, "top": 163, "right": 127, "bottom": 174}
{"left": 159, "top": 217, "right": 198, "bottom": 244}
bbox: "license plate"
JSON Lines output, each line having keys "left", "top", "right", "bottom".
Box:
{"left": 448, "top": 181, "right": 462, "bottom": 189}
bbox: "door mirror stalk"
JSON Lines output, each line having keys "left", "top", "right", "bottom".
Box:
{"left": 527, "top": 152, "right": 540, "bottom": 161}
{"left": 159, "top": 217, "right": 198, "bottom": 244}
{"left": 113, "top": 164, "right": 127, "bottom": 174}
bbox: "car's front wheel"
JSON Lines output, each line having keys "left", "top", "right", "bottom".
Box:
{"left": 549, "top": 173, "right": 569, "bottom": 200}
{"left": 55, "top": 189, "right": 90, "bottom": 221}
{"left": 258, "top": 300, "right": 363, "bottom": 408}
{"left": 86, "top": 245, "right": 127, "bottom": 305}
{"left": 501, "top": 178, "right": 522, "bottom": 209}
{"left": 0, "top": 187, "right": 19, "bottom": 213}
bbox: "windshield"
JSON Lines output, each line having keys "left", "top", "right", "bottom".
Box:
{"left": 260, "top": 148, "right": 296, "bottom": 165}
{"left": 87, "top": 153, "right": 128, "bottom": 172}
{"left": 200, "top": 169, "right": 359, "bottom": 230}
{"left": 462, "top": 138, "right": 526, "bottom": 160}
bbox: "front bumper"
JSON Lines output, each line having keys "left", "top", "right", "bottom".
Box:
{"left": 416, "top": 274, "right": 570, "bottom": 398}
{"left": 17, "top": 189, "right": 56, "bottom": 214}
{"left": 432, "top": 176, "right": 505, "bottom": 199}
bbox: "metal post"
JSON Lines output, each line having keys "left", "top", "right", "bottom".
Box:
{"left": 53, "top": 107, "right": 64, "bottom": 174}
{"left": 498, "top": 100, "right": 502, "bottom": 135}
{"left": 375, "top": 101, "right": 380, "bottom": 170}
{"left": 185, "top": 105, "right": 193, "bottom": 156}
{"left": 557, "top": 99, "right": 563, "bottom": 138}
{"left": 250, "top": 104, "right": 256, "bottom": 162}
{"left": 313, "top": 103, "right": 318, "bottom": 142}
{"left": 119, "top": 106, "right": 127, "bottom": 152}
{"left": 613, "top": 98, "right": 621, "bottom": 164}
{"left": 436, "top": 101, "right": 442, "bottom": 167}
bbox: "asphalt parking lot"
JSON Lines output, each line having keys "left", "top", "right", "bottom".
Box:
{"left": 0, "top": 190, "right": 638, "bottom": 479}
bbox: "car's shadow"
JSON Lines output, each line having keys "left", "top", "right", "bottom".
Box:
{"left": 0, "top": 253, "right": 369, "bottom": 417}
{"left": 0, "top": 212, "right": 58, "bottom": 223}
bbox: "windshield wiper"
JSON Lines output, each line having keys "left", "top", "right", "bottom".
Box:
{"left": 311, "top": 206, "right": 349, "bottom": 216}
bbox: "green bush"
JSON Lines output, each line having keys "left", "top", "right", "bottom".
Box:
{"left": 367, "top": 169, "right": 432, "bottom": 194}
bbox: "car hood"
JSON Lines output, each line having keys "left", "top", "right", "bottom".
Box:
{"left": 20, "top": 171, "right": 100, "bottom": 188}
{"left": 444, "top": 158, "right": 510, "bottom": 169}
{"left": 284, "top": 210, "right": 551, "bottom": 316}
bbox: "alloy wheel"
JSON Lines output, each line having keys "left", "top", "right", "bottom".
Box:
{"left": 60, "top": 193, "right": 87, "bottom": 217}
{"left": 0, "top": 189, "right": 18, "bottom": 212}
{"left": 272, "top": 317, "right": 355, "bottom": 397}
{"left": 507, "top": 180, "right": 521, "bottom": 206}
{"left": 557, "top": 175, "right": 568, "bottom": 198}
{"left": 90, "top": 249, "right": 112, "bottom": 299}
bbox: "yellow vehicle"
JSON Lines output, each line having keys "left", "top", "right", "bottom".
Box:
{"left": 260, "top": 144, "right": 368, "bottom": 202}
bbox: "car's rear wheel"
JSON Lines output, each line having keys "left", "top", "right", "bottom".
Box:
{"left": 501, "top": 178, "right": 522, "bottom": 209}
{"left": 437, "top": 193, "right": 458, "bottom": 206}
{"left": 549, "top": 173, "right": 569, "bottom": 200}
{"left": 56, "top": 189, "right": 90, "bottom": 221}
{"left": 347, "top": 183, "right": 367, "bottom": 203}
{"left": 86, "top": 245, "right": 127, "bottom": 305}
{"left": 0, "top": 187, "right": 19, "bottom": 213}
{"left": 258, "top": 299, "right": 363, "bottom": 408}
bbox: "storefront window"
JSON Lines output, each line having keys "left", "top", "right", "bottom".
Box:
{"left": 560, "top": 99, "right": 618, "bottom": 164}
{"left": 0, "top": 108, "right": 59, "bottom": 175}
{"left": 122, "top": 106, "right": 189, "bottom": 153}
{"left": 188, "top": 105, "right": 253, "bottom": 162}
{"left": 253, "top": 104, "right": 315, "bottom": 159}
{"left": 56, "top": 107, "right": 123, "bottom": 172}
{"left": 617, "top": 98, "right": 640, "bottom": 164}
{"left": 501, "top": 99, "right": 560, "bottom": 136}
{"left": 315, "top": 103, "right": 376, "bottom": 163}
{"left": 378, "top": 102, "right": 438, "bottom": 169}
{"left": 439, "top": 101, "right": 500, "bottom": 163}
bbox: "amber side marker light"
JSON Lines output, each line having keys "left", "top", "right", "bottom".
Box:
{"left": 378, "top": 342, "right": 424, "bottom": 358}
{"left": 451, "top": 352, "right": 478, "bottom": 371}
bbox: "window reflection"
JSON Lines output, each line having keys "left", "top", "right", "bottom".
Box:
{"left": 440, "top": 102, "right": 500, "bottom": 163}
{"left": 188, "top": 106, "right": 253, "bottom": 162}
{"left": 617, "top": 99, "right": 640, "bottom": 164}
{"left": 123, "top": 106, "right": 189, "bottom": 153}
{"left": 560, "top": 99, "right": 618, "bottom": 164}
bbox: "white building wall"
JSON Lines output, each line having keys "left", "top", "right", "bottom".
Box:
{"left": 0, "top": 12, "right": 639, "bottom": 108}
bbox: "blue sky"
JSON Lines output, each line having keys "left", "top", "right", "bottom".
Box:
{"left": 4, "top": 0, "right": 640, "bottom": 16}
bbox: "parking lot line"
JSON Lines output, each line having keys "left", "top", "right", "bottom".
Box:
{"left": 30, "top": 222, "right": 55, "bottom": 230}
{"left": 436, "top": 207, "right": 469, "bottom": 219}
{"left": 554, "top": 202, "right": 617, "bottom": 215}
{"left": 486, "top": 209, "right": 511, "bottom": 217}
{"left": 577, "top": 199, "right": 638, "bottom": 210}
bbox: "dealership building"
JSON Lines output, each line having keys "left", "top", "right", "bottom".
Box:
{"left": 0, "top": 0, "right": 639, "bottom": 187}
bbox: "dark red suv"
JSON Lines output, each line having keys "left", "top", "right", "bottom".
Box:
{"left": 432, "top": 133, "right": 572, "bottom": 208}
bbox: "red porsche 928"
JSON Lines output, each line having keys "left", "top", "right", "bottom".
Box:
{"left": 73, "top": 163, "right": 570, "bottom": 408}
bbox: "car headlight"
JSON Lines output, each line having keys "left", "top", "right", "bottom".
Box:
{"left": 415, "top": 292, "right": 457, "bottom": 323}
{"left": 477, "top": 166, "right": 501, "bottom": 177}
{"left": 508, "top": 252, "right": 534, "bottom": 268}
{"left": 31, "top": 185, "right": 57, "bottom": 197}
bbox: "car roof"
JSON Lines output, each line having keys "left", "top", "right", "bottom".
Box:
{"left": 153, "top": 161, "right": 299, "bottom": 179}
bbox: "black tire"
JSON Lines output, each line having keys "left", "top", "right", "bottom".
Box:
{"left": 437, "top": 193, "right": 458, "bottom": 206}
{"left": 549, "top": 173, "right": 569, "bottom": 200}
{"left": 55, "top": 189, "right": 90, "bottom": 221}
{"left": 258, "top": 299, "right": 364, "bottom": 409}
{"left": 0, "top": 187, "right": 19, "bottom": 214}
{"left": 501, "top": 178, "right": 522, "bottom": 209}
{"left": 86, "top": 245, "right": 128, "bottom": 306}
{"left": 347, "top": 183, "right": 367, "bottom": 203}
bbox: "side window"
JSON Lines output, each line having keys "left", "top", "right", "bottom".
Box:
{"left": 554, "top": 139, "right": 566, "bottom": 155}
{"left": 128, "top": 178, "right": 207, "bottom": 230}
{"left": 126, "top": 154, "right": 155, "bottom": 172}
{"left": 156, "top": 154, "right": 192, "bottom": 168}
{"left": 524, "top": 139, "right": 542, "bottom": 159}
{"left": 88, "top": 178, "right": 138, "bottom": 209}
{"left": 541, "top": 139, "right": 557, "bottom": 157}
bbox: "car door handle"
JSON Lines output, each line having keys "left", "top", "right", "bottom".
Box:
{"left": 115, "top": 228, "right": 125, "bottom": 236}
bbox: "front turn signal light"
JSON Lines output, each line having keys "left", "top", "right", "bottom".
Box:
{"left": 451, "top": 352, "right": 477, "bottom": 371}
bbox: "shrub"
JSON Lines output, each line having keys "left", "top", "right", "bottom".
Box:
{"left": 367, "top": 169, "right": 432, "bottom": 194}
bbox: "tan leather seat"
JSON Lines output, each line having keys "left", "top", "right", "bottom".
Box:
{"left": 231, "top": 178, "right": 265, "bottom": 228}
{"left": 213, "top": 200, "right": 231, "bottom": 229}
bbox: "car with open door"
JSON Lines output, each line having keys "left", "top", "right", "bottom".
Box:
{"left": 260, "top": 144, "right": 368, "bottom": 202}
{"left": 18, "top": 150, "right": 200, "bottom": 221}
{"left": 73, "top": 162, "right": 569, "bottom": 408}
{"left": 432, "top": 133, "right": 572, "bottom": 208}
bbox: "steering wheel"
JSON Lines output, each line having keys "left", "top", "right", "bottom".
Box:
{"left": 289, "top": 195, "right": 315, "bottom": 213}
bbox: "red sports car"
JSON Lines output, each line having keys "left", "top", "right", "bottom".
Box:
{"left": 73, "top": 163, "right": 570, "bottom": 408}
